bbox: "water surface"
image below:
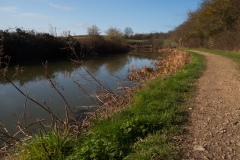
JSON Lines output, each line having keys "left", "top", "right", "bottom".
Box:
{"left": 0, "top": 52, "right": 160, "bottom": 131}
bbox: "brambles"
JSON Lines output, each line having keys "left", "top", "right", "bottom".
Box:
{"left": 0, "top": 28, "right": 73, "bottom": 62}
{"left": 0, "top": 27, "right": 131, "bottom": 66}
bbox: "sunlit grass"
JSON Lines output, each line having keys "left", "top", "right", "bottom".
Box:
{"left": 69, "top": 51, "right": 205, "bottom": 159}
{"left": 196, "top": 48, "right": 240, "bottom": 67}
{"left": 11, "top": 131, "right": 77, "bottom": 160}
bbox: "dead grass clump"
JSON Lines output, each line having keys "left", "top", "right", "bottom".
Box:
{"left": 128, "top": 66, "right": 154, "bottom": 82}
{"left": 82, "top": 86, "right": 136, "bottom": 126}
{"left": 156, "top": 49, "right": 190, "bottom": 76}
{"left": 128, "top": 49, "right": 190, "bottom": 82}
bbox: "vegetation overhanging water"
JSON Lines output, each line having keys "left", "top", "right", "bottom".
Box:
{"left": 0, "top": 52, "right": 160, "bottom": 132}
{"left": 1, "top": 49, "right": 205, "bottom": 159}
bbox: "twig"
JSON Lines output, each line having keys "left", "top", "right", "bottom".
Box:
{"left": 23, "top": 89, "right": 31, "bottom": 130}
{"left": 0, "top": 72, "right": 60, "bottom": 122}
{"left": 74, "top": 80, "right": 98, "bottom": 105}
{"left": 39, "top": 130, "right": 53, "bottom": 160}
{"left": 46, "top": 75, "right": 77, "bottom": 121}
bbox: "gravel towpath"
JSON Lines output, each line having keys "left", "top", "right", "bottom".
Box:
{"left": 182, "top": 51, "right": 240, "bottom": 159}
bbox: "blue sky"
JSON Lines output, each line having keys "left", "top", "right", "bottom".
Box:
{"left": 0, "top": 0, "right": 200, "bottom": 35}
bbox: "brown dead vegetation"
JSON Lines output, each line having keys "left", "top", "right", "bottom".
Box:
{"left": 128, "top": 49, "right": 190, "bottom": 82}
{"left": 84, "top": 49, "right": 190, "bottom": 124}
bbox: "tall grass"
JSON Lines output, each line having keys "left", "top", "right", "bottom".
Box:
{"left": 12, "top": 131, "right": 77, "bottom": 160}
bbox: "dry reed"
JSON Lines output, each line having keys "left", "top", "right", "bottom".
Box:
{"left": 128, "top": 49, "right": 190, "bottom": 82}
{"left": 83, "top": 49, "right": 190, "bottom": 125}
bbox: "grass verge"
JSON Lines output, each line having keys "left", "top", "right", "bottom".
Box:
{"left": 9, "top": 51, "right": 205, "bottom": 160}
{"left": 196, "top": 49, "right": 240, "bottom": 68}
{"left": 69, "top": 51, "right": 205, "bottom": 159}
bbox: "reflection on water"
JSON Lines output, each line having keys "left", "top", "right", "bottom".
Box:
{"left": 0, "top": 52, "right": 160, "bottom": 131}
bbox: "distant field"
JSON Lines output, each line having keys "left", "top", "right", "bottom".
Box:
{"left": 126, "top": 39, "right": 147, "bottom": 43}
{"left": 72, "top": 35, "right": 88, "bottom": 39}
{"left": 72, "top": 36, "right": 148, "bottom": 44}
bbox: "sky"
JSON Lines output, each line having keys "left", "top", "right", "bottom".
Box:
{"left": 0, "top": 0, "right": 201, "bottom": 35}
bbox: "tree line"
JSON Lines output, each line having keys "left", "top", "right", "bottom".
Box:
{"left": 77, "top": 25, "right": 167, "bottom": 55}
{"left": 0, "top": 24, "right": 169, "bottom": 64}
{"left": 76, "top": 25, "right": 131, "bottom": 56}
{"left": 0, "top": 28, "right": 71, "bottom": 62}
{"left": 0, "top": 26, "right": 132, "bottom": 64}
{"left": 169, "top": 0, "right": 240, "bottom": 51}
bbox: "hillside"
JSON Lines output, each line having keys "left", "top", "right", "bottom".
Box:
{"left": 169, "top": 0, "right": 240, "bottom": 52}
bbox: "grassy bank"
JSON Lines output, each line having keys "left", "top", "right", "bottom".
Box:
{"left": 72, "top": 51, "right": 205, "bottom": 159}
{"left": 7, "top": 51, "right": 205, "bottom": 159}
{"left": 196, "top": 49, "right": 240, "bottom": 66}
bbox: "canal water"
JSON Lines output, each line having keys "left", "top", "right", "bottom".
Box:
{"left": 0, "top": 52, "right": 160, "bottom": 132}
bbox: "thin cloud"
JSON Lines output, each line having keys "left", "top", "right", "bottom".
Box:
{"left": 76, "top": 23, "right": 89, "bottom": 29}
{"left": 48, "top": 2, "right": 74, "bottom": 11}
{"left": 20, "top": 12, "right": 51, "bottom": 20}
{"left": 0, "top": 7, "right": 17, "bottom": 12}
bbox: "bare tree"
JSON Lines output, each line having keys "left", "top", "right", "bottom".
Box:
{"left": 49, "top": 24, "right": 57, "bottom": 37}
{"left": 124, "top": 27, "right": 134, "bottom": 37}
{"left": 87, "top": 25, "right": 100, "bottom": 36}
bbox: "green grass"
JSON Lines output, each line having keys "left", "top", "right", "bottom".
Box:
{"left": 126, "top": 39, "right": 147, "bottom": 43}
{"left": 69, "top": 51, "right": 205, "bottom": 159}
{"left": 196, "top": 49, "right": 240, "bottom": 68}
{"left": 11, "top": 51, "right": 205, "bottom": 159}
{"left": 12, "top": 131, "right": 77, "bottom": 160}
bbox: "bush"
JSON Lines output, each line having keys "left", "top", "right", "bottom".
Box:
{"left": 0, "top": 28, "right": 74, "bottom": 62}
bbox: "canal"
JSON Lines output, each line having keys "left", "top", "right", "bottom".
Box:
{"left": 0, "top": 52, "right": 160, "bottom": 132}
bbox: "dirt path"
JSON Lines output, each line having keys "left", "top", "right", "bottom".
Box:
{"left": 182, "top": 51, "right": 240, "bottom": 159}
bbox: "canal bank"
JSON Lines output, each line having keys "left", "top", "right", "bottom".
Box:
{"left": 2, "top": 50, "right": 205, "bottom": 159}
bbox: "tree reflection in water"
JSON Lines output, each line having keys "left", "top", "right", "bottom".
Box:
{"left": 0, "top": 52, "right": 160, "bottom": 132}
